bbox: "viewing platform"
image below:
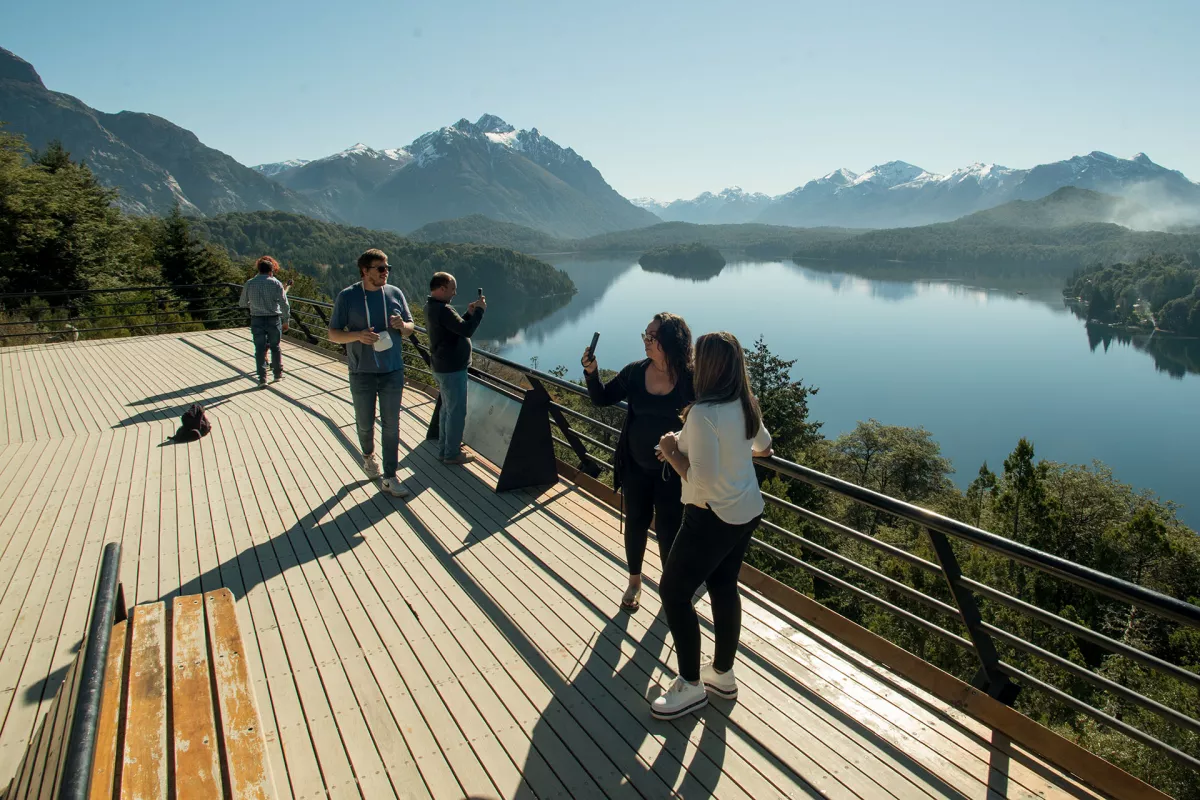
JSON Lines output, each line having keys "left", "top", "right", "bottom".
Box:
{"left": 0, "top": 329, "right": 1163, "bottom": 798}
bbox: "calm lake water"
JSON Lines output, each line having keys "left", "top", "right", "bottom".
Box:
{"left": 478, "top": 256, "right": 1200, "bottom": 527}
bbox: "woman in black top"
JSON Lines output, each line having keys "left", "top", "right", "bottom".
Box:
{"left": 582, "top": 312, "right": 694, "bottom": 612}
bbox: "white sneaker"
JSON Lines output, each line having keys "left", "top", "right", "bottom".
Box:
{"left": 700, "top": 661, "right": 738, "bottom": 700}
{"left": 362, "top": 452, "right": 382, "bottom": 478}
{"left": 651, "top": 676, "right": 708, "bottom": 720}
{"left": 380, "top": 478, "right": 409, "bottom": 498}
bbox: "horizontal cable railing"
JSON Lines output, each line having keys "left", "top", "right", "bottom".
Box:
{"left": 287, "top": 289, "right": 1200, "bottom": 774}
{"left": 7, "top": 284, "right": 1199, "bottom": 777}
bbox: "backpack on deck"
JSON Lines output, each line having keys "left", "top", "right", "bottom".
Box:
{"left": 171, "top": 403, "right": 212, "bottom": 442}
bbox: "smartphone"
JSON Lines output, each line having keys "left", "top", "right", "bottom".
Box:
{"left": 587, "top": 331, "right": 600, "bottom": 359}
{"left": 477, "top": 287, "right": 483, "bottom": 298}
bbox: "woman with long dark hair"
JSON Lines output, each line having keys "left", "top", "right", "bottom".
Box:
{"left": 651, "top": 331, "right": 773, "bottom": 720}
{"left": 582, "top": 312, "right": 694, "bottom": 612}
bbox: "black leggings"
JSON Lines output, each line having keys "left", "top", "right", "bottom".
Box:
{"left": 621, "top": 463, "right": 683, "bottom": 577}
{"left": 660, "top": 504, "right": 760, "bottom": 682}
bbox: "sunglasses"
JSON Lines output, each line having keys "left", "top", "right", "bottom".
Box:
{"left": 641, "top": 331, "right": 658, "bottom": 344}
{"left": 371, "top": 264, "right": 390, "bottom": 273}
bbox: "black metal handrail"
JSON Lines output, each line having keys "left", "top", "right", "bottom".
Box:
{"left": 59, "top": 542, "right": 124, "bottom": 800}
{"left": 290, "top": 288, "right": 1200, "bottom": 772}
{"left": 9, "top": 284, "right": 1199, "bottom": 776}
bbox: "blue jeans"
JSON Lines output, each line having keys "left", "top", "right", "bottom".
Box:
{"left": 433, "top": 369, "right": 468, "bottom": 460}
{"left": 250, "top": 316, "right": 282, "bottom": 380}
{"left": 349, "top": 369, "right": 405, "bottom": 479}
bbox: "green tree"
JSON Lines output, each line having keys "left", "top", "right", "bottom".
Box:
{"left": 996, "top": 438, "right": 1046, "bottom": 543}
{"left": 154, "top": 204, "right": 239, "bottom": 319}
{"left": 745, "top": 335, "right": 821, "bottom": 460}
{"left": 0, "top": 129, "right": 144, "bottom": 296}
{"left": 965, "top": 462, "right": 997, "bottom": 526}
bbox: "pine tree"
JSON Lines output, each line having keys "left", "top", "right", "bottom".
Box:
{"left": 154, "top": 204, "right": 239, "bottom": 320}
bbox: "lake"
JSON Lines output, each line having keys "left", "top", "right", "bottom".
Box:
{"left": 476, "top": 256, "right": 1200, "bottom": 527}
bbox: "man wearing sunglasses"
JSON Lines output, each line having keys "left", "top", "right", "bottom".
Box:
{"left": 329, "top": 249, "right": 416, "bottom": 498}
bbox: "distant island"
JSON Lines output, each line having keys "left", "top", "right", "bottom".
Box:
{"left": 638, "top": 243, "right": 727, "bottom": 280}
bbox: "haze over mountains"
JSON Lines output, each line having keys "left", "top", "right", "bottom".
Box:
{"left": 642, "top": 155, "right": 1200, "bottom": 229}
{"left": 3, "top": 44, "right": 1200, "bottom": 239}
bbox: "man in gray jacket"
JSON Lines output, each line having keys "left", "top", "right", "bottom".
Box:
{"left": 238, "top": 256, "right": 290, "bottom": 387}
{"left": 424, "top": 272, "right": 485, "bottom": 465}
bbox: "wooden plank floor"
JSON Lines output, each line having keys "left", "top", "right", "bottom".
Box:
{"left": 0, "top": 330, "right": 1114, "bottom": 799}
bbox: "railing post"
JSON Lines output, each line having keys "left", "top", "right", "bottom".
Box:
{"left": 526, "top": 376, "right": 602, "bottom": 478}
{"left": 925, "top": 528, "right": 1020, "bottom": 704}
{"left": 290, "top": 309, "right": 319, "bottom": 344}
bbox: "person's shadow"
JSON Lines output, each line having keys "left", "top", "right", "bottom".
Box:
{"left": 392, "top": 439, "right": 741, "bottom": 797}
{"left": 179, "top": 480, "right": 389, "bottom": 602}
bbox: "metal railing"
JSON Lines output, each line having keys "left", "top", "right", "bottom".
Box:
{"left": 291, "top": 290, "right": 1200, "bottom": 774}
{"left": 0, "top": 284, "right": 244, "bottom": 343}
{"left": 8, "top": 284, "right": 1200, "bottom": 777}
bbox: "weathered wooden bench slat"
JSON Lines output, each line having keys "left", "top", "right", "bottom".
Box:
{"left": 37, "top": 637, "right": 85, "bottom": 800}
{"left": 204, "top": 589, "right": 274, "bottom": 800}
{"left": 170, "top": 596, "right": 223, "bottom": 800}
{"left": 88, "top": 619, "right": 127, "bottom": 800}
{"left": 121, "top": 603, "right": 167, "bottom": 800}
{"left": 7, "top": 694, "right": 50, "bottom": 800}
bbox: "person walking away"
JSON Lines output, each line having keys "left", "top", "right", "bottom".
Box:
{"left": 328, "top": 249, "right": 416, "bottom": 498}
{"left": 424, "top": 272, "right": 486, "bottom": 465}
{"left": 582, "top": 313, "right": 694, "bottom": 613}
{"left": 238, "top": 255, "right": 290, "bottom": 387}
{"left": 652, "top": 331, "right": 773, "bottom": 720}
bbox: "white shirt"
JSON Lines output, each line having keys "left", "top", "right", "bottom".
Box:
{"left": 678, "top": 400, "right": 772, "bottom": 525}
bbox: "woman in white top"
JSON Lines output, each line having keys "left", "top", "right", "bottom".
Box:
{"left": 652, "top": 331, "right": 773, "bottom": 720}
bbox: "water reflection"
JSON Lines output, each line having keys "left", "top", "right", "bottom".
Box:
{"left": 638, "top": 259, "right": 726, "bottom": 282}
{"left": 1082, "top": 321, "right": 1200, "bottom": 378}
{"left": 790, "top": 261, "right": 1067, "bottom": 306}
{"left": 476, "top": 256, "right": 635, "bottom": 352}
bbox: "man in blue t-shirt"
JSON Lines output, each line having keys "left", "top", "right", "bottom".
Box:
{"left": 328, "top": 249, "right": 415, "bottom": 498}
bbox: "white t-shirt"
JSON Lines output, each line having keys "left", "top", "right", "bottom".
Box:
{"left": 678, "top": 400, "right": 772, "bottom": 525}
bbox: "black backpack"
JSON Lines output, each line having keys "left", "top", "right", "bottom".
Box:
{"left": 171, "top": 403, "right": 212, "bottom": 442}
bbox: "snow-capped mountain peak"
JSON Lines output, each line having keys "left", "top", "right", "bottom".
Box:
{"left": 820, "top": 168, "right": 859, "bottom": 186}
{"left": 475, "top": 113, "right": 514, "bottom": 134}
{"left": 849, "top": 160, "right": 927, "bottom": 189}
{"left": 252, "top": 158, "right": 310, "bottom": 177}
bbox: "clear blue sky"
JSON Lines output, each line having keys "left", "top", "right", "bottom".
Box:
{"left": 6, "top": 0, "right": 1198, "bottom": 200}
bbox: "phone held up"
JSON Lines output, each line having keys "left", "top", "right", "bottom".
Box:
{"left": 587, "top": 331, "right": 600, "bottom": 360}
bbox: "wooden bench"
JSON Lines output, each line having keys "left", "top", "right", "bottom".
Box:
{"left": 3, "top": 544, "right": 275, "bottom": 799}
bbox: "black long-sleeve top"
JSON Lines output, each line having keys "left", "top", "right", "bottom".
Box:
{"left": 586, "top": 359, "right": 694, "bottom": 490}
{"left": 425, "top": 297, "right": 485, "bottom": 373}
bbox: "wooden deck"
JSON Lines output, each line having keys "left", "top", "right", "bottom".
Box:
{"left": 0, "top": 329, "right": 1116, "bottom": 799}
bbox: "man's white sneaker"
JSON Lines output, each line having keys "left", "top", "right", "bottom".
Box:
{"left": 700, "top": 661, "right": 738, "bottom": 700}
{"left": 380, "top": 478, "right": 409, "bottom": 498}
{"left": 651, "top": 676, "right": 708, "bottom": 720}
{"left": 362, "top": 452, "right": 382, "bottom": 478}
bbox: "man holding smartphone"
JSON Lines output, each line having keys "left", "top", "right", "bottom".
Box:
{"left": 425, "top": 271, "right": 486, "bottom": 465}
{"left": 328, "top": 249, "right": 416, "bottom": 497}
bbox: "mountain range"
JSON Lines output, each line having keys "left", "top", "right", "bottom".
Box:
{"left": 4, "top": 44, "right": 1200, "bottom": 238}
{"left": 0, "top": 47, "right": 330, "bottom": 220}
{"left": 255, "top": 115, "right": 659, "bottom": 237}
{"left": 641, "top": 154, "right": 1200, "bottom": 229}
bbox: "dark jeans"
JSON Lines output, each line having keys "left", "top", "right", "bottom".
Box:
{"left": 348, "top": 369, "right": 405, "bottom": 479}
{"left": 250, "top": 315, "right": 282, "bottom": 380}
{"left": 621, "top": 462, "right": 683, "bottom": 576}
{"left": 660, "top": 504, "right": 760, "bottom": 682}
